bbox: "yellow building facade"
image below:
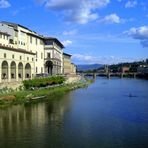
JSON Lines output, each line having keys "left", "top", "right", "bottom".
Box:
{"left": 63, "top": 53, "right": 76, "bottom": 75}
{"left": 0, "top": 21, "right": 65, "bottom": 84}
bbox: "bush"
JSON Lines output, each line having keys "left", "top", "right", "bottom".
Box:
{"left": 23, "top": 76, "right": 65, "bottom": 90}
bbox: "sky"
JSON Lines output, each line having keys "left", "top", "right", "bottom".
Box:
{"left": 0, "top": 0, "right": 148, "bottom": 64}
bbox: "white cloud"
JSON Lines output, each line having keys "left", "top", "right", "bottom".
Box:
{"left": 98, "top": 13, "right": 122, "bottom": 24}
{"left": 62, "top": 40, "right": 72, "bottom": 46}
{"left": 63, "top": 29, "right": 77, "bottom": 36}
{"left": 0, "top": 0, "right": 10, "bottom": 8}
{"left": 140, "top": 2, "right": 147, "bottom": 10}
{"left": 40, "top": 0, "right": 110, "bottom": 24}
{"left": 11, "top": 7, "right": 26, "bottom": 16}
{"left": 125, "top": 0, "right": 137, "bottom": 8}
{"left": 124, "top": 26, "right": 148, "bottom": 47}
{"left": 72, "top": 54, "right": 137, "bottom": 64}
{"left": 12, "top": 10, "right": 19, "bottom": 16}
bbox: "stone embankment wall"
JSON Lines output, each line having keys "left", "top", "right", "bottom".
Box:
{"left": 0, "top": 82, "right": 22, "bottom": 90}
{"left": 65, "top": 74, "right": 83, "bottom": 84}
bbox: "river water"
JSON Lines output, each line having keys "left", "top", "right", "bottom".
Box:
{"left": 0, "top": 78, "right": 148, "bottom": 148}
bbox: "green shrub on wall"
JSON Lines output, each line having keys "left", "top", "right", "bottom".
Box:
{"left": 23, "top": 76, "right": 65, "bottom": 89}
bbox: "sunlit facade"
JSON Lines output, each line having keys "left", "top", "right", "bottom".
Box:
{"left": 0, "top": 21, "right": 65, "bottom": 83}
{"left": 63, "top": 53, "right": 76, "bottom": 74}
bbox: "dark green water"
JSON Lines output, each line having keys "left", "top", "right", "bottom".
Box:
{"left": 0, "top": 78, "right": 148, "bottom": 148}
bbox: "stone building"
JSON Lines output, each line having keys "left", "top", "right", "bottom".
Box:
{"left": 44, "top": 37, "right": 64, "bottom": 75}
{"left": 0, "top": 21, "right": 65, "bottom": 84}
{"left": 63, "top": 53, "right": 76, "bottom": 74}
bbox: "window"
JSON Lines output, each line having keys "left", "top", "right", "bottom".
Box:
{"left": 36, "top": 52, "right": 38, "bottom": 58}
{"left": 30, "top": 36, "right": 32, "bottom": 43}
{"left": 12, "top": 55, "right": 14, "bottom": 59}
{"left": 4, "top": 53, "right": 6, "bottom": 58}
{"left": 0, "top": 34, "right": 2, "bottom": 38}
{"left": 3, "top": 35, "right": 5, "bottom": 39}
{"left": 9, "top": 39, "right": 14, "bottom": 44}
{"left": 41, "top": 67, "right": 43, "bottom": 73}
{"left": 36, "top": 38, "right": 38, "bottom": 45}
{"left": 36, "top": 67, "right": 38, "bottom": 73}
{"left": 47, "top": 53, "right": 51, "bottom": 58}
{"left": 32, "top": 58, "right": 34, "bottom": 61}
{"left": 20, "top": 56, "right": 22, "bottom": 60}
{"left": 20, "top": 31, "right": 25, "bottom": 37}
{"left": 40, "top": 40, "right": 43, "bottom": 45}
{"left": 27, "top": 57, "right": 29, "bottom": 61}
{"left": 15, "top": 31, "right": 17, "bottom": 37}
{"left": 45, "top": 41, "right": 53, "bottom": 45}
{"left": 41, "top": 53, "right": 43, "bottom": 59}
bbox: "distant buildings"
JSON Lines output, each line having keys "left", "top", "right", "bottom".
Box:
{"left": 137, "top": 65, "right": 148, "bottom": 74}
{"left": 0, "top": 21, "right": 76, "bottom": 84}
{"left": 63, "top": 53, "right": 76, "bottom": 74}
{"left": 121, "top": 66, "right": 130, "bottom": 73}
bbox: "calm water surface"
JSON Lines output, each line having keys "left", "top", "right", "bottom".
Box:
{"left": 0, "top": 78, "right": 148, "bottom": 148}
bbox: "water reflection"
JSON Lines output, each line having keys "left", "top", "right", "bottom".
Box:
{"left": 0, "top": 93, "right": 72, "bottom": 148}
{"left": 0, "top": 78, "right": 148, "bottom": 148}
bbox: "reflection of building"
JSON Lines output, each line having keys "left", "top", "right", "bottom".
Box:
{"left": 0, "top": 21, "right": 75, "bottom": 84}
{"left": 63, "top": 53, "right": 76, "bottom": 74}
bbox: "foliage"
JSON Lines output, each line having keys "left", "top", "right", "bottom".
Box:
{"left": 23, "top": 76, "right": 65, "bottom": 90}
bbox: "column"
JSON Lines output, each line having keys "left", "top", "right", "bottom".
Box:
{"left": 23, "top": 63, "right": 25, "bottom": 80}
{"left": 8, "top": 62, "right": 11, "bottom": 82}
{"left": 16, "top": 64, "right": 18, "bottom": 81}
{"left": 0, "top": 66, "right": 1, "bottom": 83}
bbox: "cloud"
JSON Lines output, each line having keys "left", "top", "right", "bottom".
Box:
{"left": 40, "top": 0, "right": 110, "bottom": 24}
{"left": 0, "top": 0, "right": 11, "bottom": 8}
{"left": 72, "top": 54, "right": 137, "bottom": 64}
{"left": 124, "top": 26, "right": 148, "bottom": 47}
{"left": 11, "top": 7, "right": 26, "bottom": 16}
{"left": 125, "top": 0, "right": 137, "bottom": 8}
{"left": 98, "top": 13, "right": 122, "bottom": 24}
{"left": 72, "top": 54, "right": 100, "bottom": 64}
{"left": 140, "top": 2, "right": 147, "bottom": 10}
{"left": 62, "top": 40, "right": 72, "bottom": 46}
{"left": 63, "top": 29, "right": 77, "bottom": 36}
{"left": 12, "top": 10, "right": 19, "bottom": 16}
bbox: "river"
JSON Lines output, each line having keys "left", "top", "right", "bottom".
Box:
{"left": 0, "top": 78, "right": 148, "bottom": 148}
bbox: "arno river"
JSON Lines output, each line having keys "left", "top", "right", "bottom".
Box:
{"left": 0, "top": 78, "right": 148, "bottom": 148}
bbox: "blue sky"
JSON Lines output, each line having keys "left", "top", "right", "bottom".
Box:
{"left": 0, "top": 0, "right": 148, "bottom": 64}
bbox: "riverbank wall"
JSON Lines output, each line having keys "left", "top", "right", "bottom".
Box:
{"left": 0, "top": 75, "right": 91, "bottom": 107}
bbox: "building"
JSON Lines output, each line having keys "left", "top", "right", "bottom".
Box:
{"left": 63, "top": 53, "right": 76, "bottom": 74}
{"left": 44, "top": 37, "right": 64, "bottom": 75}
{"left": 121, "top": 66, "right": 130, "bottom": 73}
{"left": 0, "top": 21, "right": 67, "bottom": 84}
{"left": 137, "top": 65, "right": 148, "bottom": 74}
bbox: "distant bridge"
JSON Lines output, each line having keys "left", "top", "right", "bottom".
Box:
{"left": 80, "top": 72, "right": 139, "bottom": 79}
